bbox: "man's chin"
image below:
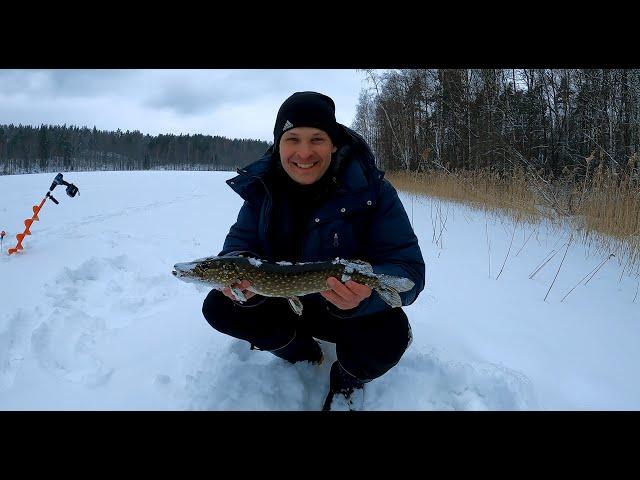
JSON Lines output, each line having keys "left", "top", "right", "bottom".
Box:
{"left": 293, "top": 176, "right": 318, "bottom": 185}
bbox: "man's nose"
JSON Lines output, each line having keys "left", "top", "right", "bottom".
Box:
{"left": 295, "top": 143, "right": 314, "bottom": 159}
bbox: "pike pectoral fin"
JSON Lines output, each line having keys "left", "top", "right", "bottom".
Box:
{"left": 287, "top": 297, "right": 304, "bottom": 316}
{"left": 230, "top": 286, "right": 247, "bottom": 302}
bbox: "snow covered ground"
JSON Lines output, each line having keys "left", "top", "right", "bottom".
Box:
{"left": 0, "top": 171, "right": 638, "bottom": 410}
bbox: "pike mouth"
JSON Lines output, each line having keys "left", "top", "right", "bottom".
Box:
{"left": 173, "top": 262, "right": 192, "bottom": 277}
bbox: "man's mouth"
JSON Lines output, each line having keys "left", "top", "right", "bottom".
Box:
{"left": 292, "top": 161, "right": 319, "bottom": 170}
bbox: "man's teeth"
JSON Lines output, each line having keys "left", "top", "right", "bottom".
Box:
{"left": 295, "top": 162, "right": 316, "bottom": 169}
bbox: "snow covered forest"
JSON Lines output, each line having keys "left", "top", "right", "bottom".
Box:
{"left": 354, "top": 69, "right": 640, "bottom": 176}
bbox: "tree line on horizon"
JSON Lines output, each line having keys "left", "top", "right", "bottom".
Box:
{"left": 5, "top": 69, "right": 639, "bottom": 182}
{"left": 0, "top": 124, "right": 271, "bottom": 175}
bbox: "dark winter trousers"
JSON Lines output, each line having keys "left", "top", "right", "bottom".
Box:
{"left": 202, "top": 289, "right": 411, "bottom": 382}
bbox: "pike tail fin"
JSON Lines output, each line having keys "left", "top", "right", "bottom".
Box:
{"left": 375, "top": 274, "right": 415, "bottom": 308}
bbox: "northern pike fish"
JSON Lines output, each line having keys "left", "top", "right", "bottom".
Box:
{"left": 172, "top": 255, "right": 415, "bottom": 315}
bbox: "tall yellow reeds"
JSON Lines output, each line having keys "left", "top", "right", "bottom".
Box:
{"left": 387, "top": 156, "right": 640, "bottom": 275}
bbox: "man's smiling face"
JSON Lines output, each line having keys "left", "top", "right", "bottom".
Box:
{"left": 279, "top": 127, "right": 337, "bottom": 185}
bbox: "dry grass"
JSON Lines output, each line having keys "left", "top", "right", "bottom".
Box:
{"left": 571, "top": 164, "right": 640, "bottom": 275}
{"left": 387, "top": 163, "right": 640, "bottom": 276}
{"left": 387, "top": 168, "right": 547, "bottom": 225}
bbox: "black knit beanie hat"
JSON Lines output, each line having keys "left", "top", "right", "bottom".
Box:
{"left": 273, "top": 91, "right": 341, "bottom": 150}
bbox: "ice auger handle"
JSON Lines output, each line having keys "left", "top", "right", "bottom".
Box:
{"left": 50, "top": 172, "right": 79, "bottom": 197}
{"left": 46, "top": 192, "right": 59, "bottom": 204}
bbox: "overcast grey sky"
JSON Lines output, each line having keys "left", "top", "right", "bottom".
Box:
{"left": 0, "top": 69, "right": 369, "bottom": 142}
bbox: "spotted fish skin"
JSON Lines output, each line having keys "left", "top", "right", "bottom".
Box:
{"left": 172, "top": 255, "right": 415, "bottom": 315}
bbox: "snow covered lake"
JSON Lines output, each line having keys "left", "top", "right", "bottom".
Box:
{"left": 1, "top": 170, "right": 638, "bottom": 410}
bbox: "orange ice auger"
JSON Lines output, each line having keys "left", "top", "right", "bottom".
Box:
{"left": 7, "top": 173, "right": 80, "bottom": 256}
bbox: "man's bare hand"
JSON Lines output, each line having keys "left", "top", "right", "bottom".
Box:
{"left": 222, "top": 280, "right": 256, "bottom": 302}
{"left": 320, "top": 277, "right": 372, "bottom": 310}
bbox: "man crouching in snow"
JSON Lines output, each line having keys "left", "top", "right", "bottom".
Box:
{"left": 201, "top": 91, "right": 425, "bottom": 411}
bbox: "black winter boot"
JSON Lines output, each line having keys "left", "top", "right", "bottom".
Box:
{"left": 322, "top": 361, "right": 367, "bottom": 411}
{"left": 254, "top": 332, "right": 324, "bottom": 365}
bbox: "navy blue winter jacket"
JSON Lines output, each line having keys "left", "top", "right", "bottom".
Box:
{"left": 220, "top": 125, "right": 425, "bottom": 318}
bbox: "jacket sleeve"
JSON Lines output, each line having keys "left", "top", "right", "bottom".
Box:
{"left": 218, "top": 200, "right": 268, "bottom": 308}
{"left": 219, "top": 200, "right": 263, "bottom": 257}
{"left": 328, "top": 179, "right": 425, "bottom": 319}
